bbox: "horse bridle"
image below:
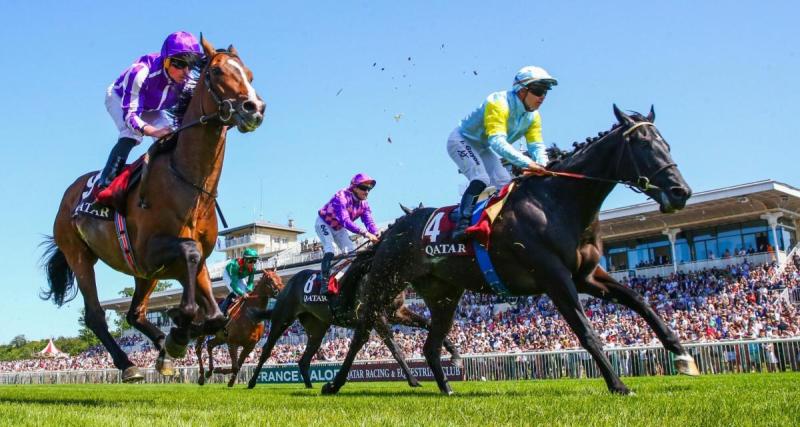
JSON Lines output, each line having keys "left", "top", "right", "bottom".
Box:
{"left": 201, "top": 51, "right": 242, "bottom": 124}
{"left": 614, "top": 121, "right": 677, "bottom": 193}
{"left": 540, "top": 121, "right": 676, "bottom": 193}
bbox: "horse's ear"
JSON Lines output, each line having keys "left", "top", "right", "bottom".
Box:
{"left": 200, "top": 33, "right": 217, "bottom": 57}
{"left": 228, "top": 44, "right": 238, "bottom": 56}
{"left": 646, "top": 105, "right": 655, "bottom": 122}
{"left": 613, "top": 104, "right": 634, "bottom": 126}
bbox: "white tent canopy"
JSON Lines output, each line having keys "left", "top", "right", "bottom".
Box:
{"left": 36, "top": 339, "right": 68, "bottom": 359}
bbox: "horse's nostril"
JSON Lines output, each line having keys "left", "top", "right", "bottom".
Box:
{"left": 671, "top": 186, "right": 689, "bottom": 199}
{"left": 242, "top": 100, "right": 257, "bottom": 113}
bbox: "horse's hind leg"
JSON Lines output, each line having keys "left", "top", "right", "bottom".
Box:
{"left": 53, "top": 221, "right": 141, "bottom": 382}
{"left": 578, "top": 269, "right": 699, "bottom": 376}
{"left": 206, "top": 336, "right": 222, "bottom": 377}
{"left": 419, "top": 288, "right": 461, "bottom": 395}
{"left": 225, "top": 344, "right": 241, "bottom": 387}
{"left": 297, "top": 314, "right": 329, "bottom": 389}
{"left": 374, "top": 315, "right": 420, "bottom": 388}
{"left": 391, "top": 305, "right": 462, "bottom": 366}
{"left": 127, "top": 277, "right": 173, "bottom": 376}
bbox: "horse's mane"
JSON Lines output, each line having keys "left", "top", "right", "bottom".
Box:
{"left": 545, "top": 112, "right": 648, "bottom": 168}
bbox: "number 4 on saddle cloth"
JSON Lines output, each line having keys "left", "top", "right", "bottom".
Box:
{"left": 420, "top": 181, "right": 517, "bottom": 296}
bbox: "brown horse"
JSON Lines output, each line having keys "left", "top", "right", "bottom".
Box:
{"left": 196, "top": 269, "right": 283, "bottom": 387}
{"left": 41, "top": 36, "right": 265, "bottom": 382}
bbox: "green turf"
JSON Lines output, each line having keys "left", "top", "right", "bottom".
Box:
{"left": 0, "top": 373, "right": 798, "bottom": 426}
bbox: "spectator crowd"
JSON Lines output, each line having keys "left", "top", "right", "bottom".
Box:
{"left": 2, "top": 255, "right": 799, "bottom": 373}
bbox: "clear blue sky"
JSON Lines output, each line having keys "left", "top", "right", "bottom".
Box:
{"left": 0, "top": 1, "right": 797, "bottom": 344}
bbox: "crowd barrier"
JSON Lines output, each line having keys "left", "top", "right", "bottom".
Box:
{"left": 2, "top": 338, "right": 798, "bottom": 385}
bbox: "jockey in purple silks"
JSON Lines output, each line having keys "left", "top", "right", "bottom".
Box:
{"left": 98, "top": 31, "right": 203, "bottom": 189}
{"left": 316, "top": 173, "right": 380, "bottom": 295}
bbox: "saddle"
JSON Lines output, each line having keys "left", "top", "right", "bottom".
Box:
{"left": 73, "top": 136, "right": 178, "bottom": 219}
{"left": 419, "top": 182, "right": 515, "bottom": 256}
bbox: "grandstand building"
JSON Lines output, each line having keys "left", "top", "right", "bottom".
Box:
{"left": 100, "top": 179, "right": 799, "bottom": 329}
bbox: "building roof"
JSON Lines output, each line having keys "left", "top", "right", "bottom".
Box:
{"left": 218, "top": 220, "right": 306, "bottom": 236}
{"left": 599, "top": 180, "right": 800, "bottom": 242}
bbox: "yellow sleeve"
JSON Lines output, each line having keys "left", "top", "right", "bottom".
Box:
{"left": 525, "top": 111, "right": 543, "bottom": 142}
{"left": 484, "top": 98, "right": 509, "bottom": 137}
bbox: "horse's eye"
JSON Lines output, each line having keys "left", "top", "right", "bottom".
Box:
{"left": 211, "top": 67, "right": 223, "bottom": 76}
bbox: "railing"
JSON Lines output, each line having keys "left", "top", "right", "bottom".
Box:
{"left": 216, "top": 234, "right": 270, "bottom": 251}
{"left": 3, "top": 338, "right": 798, "bottom": 385}
{"left": 608, "top": 251, "right": 780, "bottom": 281}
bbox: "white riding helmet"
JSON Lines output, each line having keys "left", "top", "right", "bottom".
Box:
{"left": 513, "top": 66, "right": 558, "bottom": 91}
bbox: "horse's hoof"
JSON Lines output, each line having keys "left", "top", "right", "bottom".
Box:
{"left": 305, "top": 384, "right": 313, "bottom": 389}
{"left": 198, "top": 377, "right": 205, "bottom": 386}
{"left": 156, "top": 354, "right": 175, "bottom": 377}
{"left": 611, "top": 386, "right": 632, "bottom": 395}
{"left": 409, "top": 381, "right": 422, "bottom": 388}
{"left": 165, "top": 334, "right": 187, "bottom": 359}
{"left": 121, "top": 366, "right": 144, "bottom": 383}
{"left": 441, "top": 389, "right": 454, "bottom": 396}
{"left": 247, "top": 380, "right": 257, "bottom": 389}
{"left": 674, "top": 354, "right": 701, "bottom": 376}
{"left": 321, "top": 382, "right": 339, "bottom": 395}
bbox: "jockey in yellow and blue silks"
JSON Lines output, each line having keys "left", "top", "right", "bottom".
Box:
{"left": 448, "top": 66, "right": 557, "bottom": 240}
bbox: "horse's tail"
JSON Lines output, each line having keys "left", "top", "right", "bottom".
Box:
{"left": 39, "top": 235, "right": 77, "bottom": 307}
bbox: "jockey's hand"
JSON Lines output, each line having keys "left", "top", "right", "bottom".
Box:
{"left": 364, "top": 232, "right": 380, "bottom": 244}
{"left": 522, "top": 162, "right": 547, "bottom": 177}
{"left": 144, "top": 125, "right": 173, "bottom": 139}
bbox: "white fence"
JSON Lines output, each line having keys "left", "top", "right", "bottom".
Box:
{"left": 3, "top": 338, "right": 798, "bottom": 385}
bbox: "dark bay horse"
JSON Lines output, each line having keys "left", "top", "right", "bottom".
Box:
{"left": 197, "top": 269, "right": 283, "bottom": 387}
{"left": 41, "top": 37, "right": 265, "bottom": 382}
{"left": 247, "top": 250, "right": 462, "bottom": 390}
{"left": 321, "top": 106, "right": 696, "bottom": 395}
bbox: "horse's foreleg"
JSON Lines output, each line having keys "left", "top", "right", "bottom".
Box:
{"left": 226, "top": 344, "right": 239, "bottom": 387}
{"left": 196, "top": 263, "right": 225, "bottom": 334}
{"left": 229, "top": 342, "right": 255, "bottom": 388}
{"left": 374, "top": 315, "right": 420, "bottom": 388}
{"left": 163, "top": 239, "right": 203, "bottom": 358}
{"left": 206, "top": 336, "right": 221, "bottom": 378}
{"left": 196, "top": 338, "right": 206, "bottom": 385}
{"left": 542, "top": 262, "right": 630, "bottom": 395}
{"left": 579, "top": 268, "right": 699, "bottom": 376}
{"left": 247, "top": 308, "right": 294, "bottom": 389}
{"left": 322, "top": 323, "right": 370, "bottom": 395}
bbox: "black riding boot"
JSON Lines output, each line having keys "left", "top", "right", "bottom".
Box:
{"left": 319, "top": 252, "right": 335, "bottom": 295}
{"left": 219, "top": 292, "right": 236, "bottom": 316}
{"left": 98, "top": 137, "right": 137, "bottom": 188}
{"left": 452, "top": 180, "right": 487, "bottom": 242}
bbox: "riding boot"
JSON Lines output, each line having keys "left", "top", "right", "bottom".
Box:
{"left": 319, "top": 252, "right": 335, "bottom": 295}
{"left": 98, "top": 137, "right": 137, "bottom": 189}
{"left": 219, "top": 292, "right": 236, "bottom": 316}
{"left": 452, "top": 180, "right": 487, "bottom": 242}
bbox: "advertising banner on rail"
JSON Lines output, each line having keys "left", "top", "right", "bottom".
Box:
{"left": 256, "top": 360, "right": 464, "bottom": 384}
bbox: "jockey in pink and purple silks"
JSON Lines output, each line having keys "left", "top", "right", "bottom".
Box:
{"left": 315, "top": 173, "right": 380, "bottom": 294}
{"left": 98, "top": 31, "right": 203, "bottom": 189}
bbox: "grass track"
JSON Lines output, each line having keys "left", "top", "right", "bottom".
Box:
{"left": 0, "top": 373, "right": 798, "bottom": 426}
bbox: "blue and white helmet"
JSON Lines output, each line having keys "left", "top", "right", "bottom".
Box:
{"left": 513, "top": 66, "right": 558, "bottom": 92}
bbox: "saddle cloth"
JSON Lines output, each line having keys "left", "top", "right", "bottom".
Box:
{"left": 73, "top": 157, "right": 144, "bottom": 220}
